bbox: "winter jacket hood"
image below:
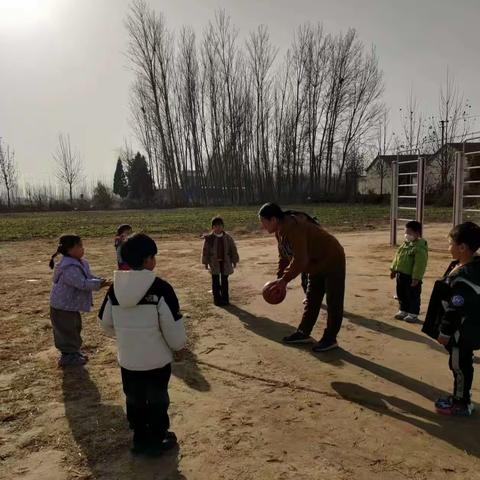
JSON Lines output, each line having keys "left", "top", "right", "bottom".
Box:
{"left": 113, "top": 270, "right": 156, "bottom": 307}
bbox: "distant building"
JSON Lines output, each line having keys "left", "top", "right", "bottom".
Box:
{"left": 359, "top": 143, "right": 480, "bottom": 195}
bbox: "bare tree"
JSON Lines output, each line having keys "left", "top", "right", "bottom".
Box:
{"left": 53, "top": 133, "right": 83, "bottom": 204}
{"left": 0, "top": 139, "right": 17, "bottom": 208}
{"left": 374, "top": 108, "right": 392, "bottom": 195}
{"left": 428, "top": 71, "right": 470, "bottom": 188}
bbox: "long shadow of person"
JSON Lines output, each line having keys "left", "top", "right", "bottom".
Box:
{"left": 342, "top": 310, "right": 480, "bottom": 365}
{"left": 331, "top": 381, "right": 480, "bottom": 458}
{"left": 172, "top": 350, "right": 211, "bottom": 392}
{"left": 62, "top": 367, "right": 186, "bottom": 479}
{"left": 225, "top": 305, "right": 447, "bottom": 401}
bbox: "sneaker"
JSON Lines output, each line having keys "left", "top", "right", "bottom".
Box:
{"left": 312, "top": 338, "right": 339, "bottom": 353}
{"left": 404, "top": 314, "right": 418, "bottom": 323}
{"left": 394, "top": 311, "right": 408, "bottom": 320}
{"left": 131, "top": 431, "right": 150, "bottom": 455}
{"left": 58, "top": 353, "right": 87, "bottom": 368}
{"left": 282, "top": 330, "right": 313, "bottom": 344}
{"left": 147, "top": 431, "right": 178, "bottom": 456}
{"left": 436, "top": 399, "right": 474, "bottom": 417}
{"left": 435, "top": 396, "right": 455, "bottom": 409}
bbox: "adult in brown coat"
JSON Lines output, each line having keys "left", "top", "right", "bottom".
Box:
{"left": 259, "top": 203, "right": 346, "bottom": 352}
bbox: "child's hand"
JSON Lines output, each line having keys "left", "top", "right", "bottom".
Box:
{"left": 173, "top": 347, "right": 189, "bottom": 362}
{"left": 411, "top": 279, "right": 420, "bottom": 287}
{"left": 390, "top": 271, "right": 396, "bottom": 279}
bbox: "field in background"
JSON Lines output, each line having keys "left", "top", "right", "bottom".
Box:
{"left": 0, "top": 204, "right": 454, "bottom": 241}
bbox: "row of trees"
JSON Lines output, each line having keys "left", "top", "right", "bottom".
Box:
{"left": 126, "top": 0, "right": 384, "bottom": 205}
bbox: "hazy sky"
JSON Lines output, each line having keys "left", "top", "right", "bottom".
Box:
{"left": 1, "top": 0, "right": 480, "bottom": 188}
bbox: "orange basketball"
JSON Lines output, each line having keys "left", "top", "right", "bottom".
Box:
{"left": 262, "top": 281, "right": 286, "bottom": 305}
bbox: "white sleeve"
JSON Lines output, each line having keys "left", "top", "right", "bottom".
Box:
{"left": 157, "top": 297, "right": 186, "bottom": 351}
{"left": 98, "top": 295, "right": 115, "bottom": 337}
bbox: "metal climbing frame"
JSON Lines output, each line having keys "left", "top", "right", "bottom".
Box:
{"left": 453, "top": 136, "right": 480, "bottom": 225}
{"left": 390, "top": 150, "right": 426, "bottom": 246}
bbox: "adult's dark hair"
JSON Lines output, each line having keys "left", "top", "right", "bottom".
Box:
{"left": 49, "top": 234, "right": 82, "bottom": 269}
{"left": 258, "top": 203, "right": 285, "bottom": 220}
{"left": 117, "top": 224, "right": 132, "bottom": 236}
{"left": 258, "top": 202, "right": 319, "bottom": 224}
{"left": 406, "top": 220, "right": 422, "bottom": 236}
{"left": 121, "top": 233, "right": 158, "bottom": 269}
{"left": 211, "top": 216, "right": 224, "bottom": 227}
{"left": 449, "top": 221, "right": 480, "bottom": 252}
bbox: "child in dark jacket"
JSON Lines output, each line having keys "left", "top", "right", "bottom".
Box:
{"left": 423, "top": 222, "right": 480, "bottom": 417}
{"left": 202, "top": 217, "right": 239, "bottom": 306}
{"left": 390, "top": 221, "right": 428, "bottom": 323}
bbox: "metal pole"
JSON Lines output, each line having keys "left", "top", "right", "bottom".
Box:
{"left": 453, "top": 151, "right": 464, "bottom": 226}
{"left": 390, "top": 158, "right": 399, "bottom": 246}
{"left": 416, "top": 156, "right": 425, "bottom": 225}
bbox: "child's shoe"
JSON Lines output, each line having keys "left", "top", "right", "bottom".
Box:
{"left": 147, "top": 431, "right": 178, "bottom": 456}
{"left": 394, "top": 311, "right": 408, "bottom": 320}
{"left": 435, "top": 397, "right": 474, "bottom": 416}
{"left": 404, "top": 314, "right": 418, "bottom": 323}
{"left": 131, "top": 430, "right": 150, "bottom": 455}
{"left": 58, "top": 353, "right": 87, "bottom": 368}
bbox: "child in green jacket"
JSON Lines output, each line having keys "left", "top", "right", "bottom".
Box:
{"left": 390, "top": 221, "right": 428, "bottom": 323}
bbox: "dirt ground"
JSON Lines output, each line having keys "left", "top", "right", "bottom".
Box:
{"left": 1, "top": 223, "right": 480, "bottom": 480}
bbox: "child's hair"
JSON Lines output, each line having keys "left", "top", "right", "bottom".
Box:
{"left": 449, "top": 222, "right": 480, "bottom": 252}
{"left": 117, "top": 224, "right": 132, "bottom": 236}
{"left": 211, "top": 216, "right": 224, "bottom": 227}
{"left": 406, "top": 220, "right": 422, "bottom": 236}
{"left": 49, "top": 234, "right": 82, "bottom": 269}
{"left": 121, "top": 233, "right": 158, "bottom": 269}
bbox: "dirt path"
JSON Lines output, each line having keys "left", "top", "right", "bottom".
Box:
{"left": 1, "top": 224, "right": 480, "bottom": 479}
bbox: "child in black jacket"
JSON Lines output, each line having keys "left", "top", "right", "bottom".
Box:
{"left": 423, "top": 222, "right": 480, "bottom": 416}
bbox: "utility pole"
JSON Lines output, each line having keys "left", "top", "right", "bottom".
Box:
{"left": 409, "top": 110, "right": 413, "bottom": 152}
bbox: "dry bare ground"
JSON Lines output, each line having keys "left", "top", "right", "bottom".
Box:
{"left": 1, "top": 224, "right": 479, "bottom": 480}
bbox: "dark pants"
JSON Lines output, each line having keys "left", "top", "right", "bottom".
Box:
{"left": 121, "top": 364, "right": 171, "bottom": 439}
{"left": 301, "top": 273, "right": 309, "bottom": 295}
{"left": 298, "top": 263, "right": 346, "bottom": 342}
{"left": 396, "top": 273, "right": 421, "bottom": 315}
{"left": 212, "top": 274, "right": 229, "bottom": 304}
{"left": 447, "top": 338, "right": 474, "bottom": 404}
{"left": 50, "top": 307, "right": 82, "bottom": 354}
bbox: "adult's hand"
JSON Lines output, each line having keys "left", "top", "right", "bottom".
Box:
{"left": 270, "top": 278, "right": 287, "bottom": 295}
{"left": 437, "top": 334, "right": 450, "bottom": 346}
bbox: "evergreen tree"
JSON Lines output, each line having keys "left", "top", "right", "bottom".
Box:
{"left": 126, "top": 152, "right": 154, "bottom": 201}
{"left": 113, "top": 157, "right": 128, "bottom": 198}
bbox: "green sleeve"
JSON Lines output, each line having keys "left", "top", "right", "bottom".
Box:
{"left": 412, "top": 242, "right": 428, "bottom": 280}
{"left": 391, "top": 249, "right": 399, "bottom": 272}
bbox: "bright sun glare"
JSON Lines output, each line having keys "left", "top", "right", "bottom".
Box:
{"left": 0, "top": 0, "right": 52, "bottom": 29}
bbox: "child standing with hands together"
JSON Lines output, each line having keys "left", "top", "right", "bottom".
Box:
{"left": 202, "top": 217, "right": 239, "bottom": 306}
{"left": 390, "top": 221, "right": 428, "bottom": 323}
{"left": 49, "top": 234, "right": 109, "bottom": 367}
